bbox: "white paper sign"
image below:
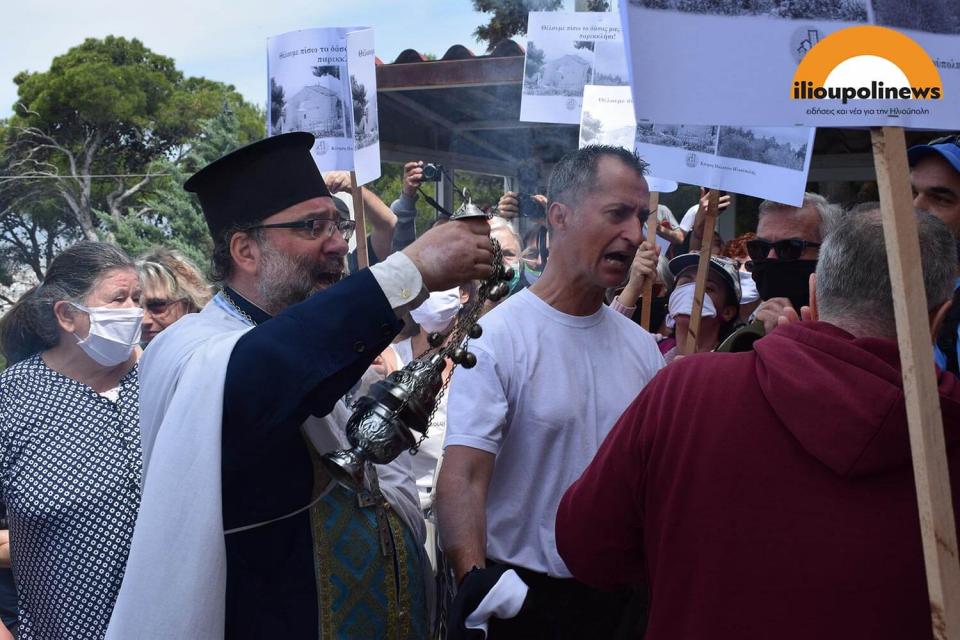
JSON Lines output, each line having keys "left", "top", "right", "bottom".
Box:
{"left": 520, "top": 11, "right": 627, "bottom": 124}
{"left": 619, "top": 2, "right": 960, "bottom": 129}
{"left": 267, "top": 27, "right": 381, "bottom": 185}
{"left": 580, "top": 85, "right": 815, "bottom": 206}
{"left": 345, "top": 29, "right": 381, "bottom": 185}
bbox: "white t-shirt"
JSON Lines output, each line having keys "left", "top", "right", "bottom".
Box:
{"left": 679, "top": 203, "right": 699, "bottom": 232}
{"left": 444, "top": 288, "right": 664, "bottom": 577}
{"left": 656, "top": 203, "right": 679, "bottom": 228}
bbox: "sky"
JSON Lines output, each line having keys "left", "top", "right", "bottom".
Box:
{"left": 0, "top": 0, "right": 502, "bottom": 117}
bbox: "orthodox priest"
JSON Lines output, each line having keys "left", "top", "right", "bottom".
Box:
{"left": 106, "top": 132, "right": 494, "bottom": 639}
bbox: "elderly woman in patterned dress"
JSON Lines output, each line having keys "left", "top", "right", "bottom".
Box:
{"left": 0, "top": 242, "right": 143, "bottom": 640}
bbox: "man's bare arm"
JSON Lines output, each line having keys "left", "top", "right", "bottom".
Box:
{"left": 361, "top": 187, "right": 398, "bottom": 261}
{"left": 435, "top": 445, "right": 496, "bottom": 583}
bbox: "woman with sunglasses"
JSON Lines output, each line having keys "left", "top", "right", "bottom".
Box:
{"left": 137, "top": 247, "right": 213, "bottom": 345}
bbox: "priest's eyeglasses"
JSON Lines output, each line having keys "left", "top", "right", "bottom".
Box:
{"left": 247, "top": 218, "right": 356, "bottom": 241}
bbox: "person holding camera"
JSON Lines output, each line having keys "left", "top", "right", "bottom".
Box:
{"left": 391, "top": 161, "right": 426, "bottom": 251}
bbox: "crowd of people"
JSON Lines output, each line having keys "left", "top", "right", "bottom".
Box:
{"left": 0, "top": 129, "right": 956, "bottom": 639}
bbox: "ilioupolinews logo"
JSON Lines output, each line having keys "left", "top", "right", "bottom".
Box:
{"left": 791, "top": 25, "right": 942, "bottom": 116}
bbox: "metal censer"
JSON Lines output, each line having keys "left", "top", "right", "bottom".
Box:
{"left": 322, "top": 204, "right": 514, "bottom": 490}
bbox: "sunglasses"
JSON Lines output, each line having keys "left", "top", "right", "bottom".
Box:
{"left": 746, "top": 238, "right": 821, "bottom": 263}
{"left": 143, "top": 298, "right": 184, "bottom": 315}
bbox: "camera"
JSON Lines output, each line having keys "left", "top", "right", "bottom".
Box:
{"left": 422, "top": 163, "right": 443, "bottom": 182}
{"left": 518, "top": 193, "right": 545, "bottom": 218}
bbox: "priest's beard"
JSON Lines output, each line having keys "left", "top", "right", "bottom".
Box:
{"left": 256, "top": 241, "right": 345, "bottom": 315}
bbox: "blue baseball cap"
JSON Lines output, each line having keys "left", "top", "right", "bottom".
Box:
{"left": 907, "top": 135, "right": 960, "bottom": 174}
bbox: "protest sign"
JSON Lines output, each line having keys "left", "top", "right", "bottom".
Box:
{"left": 521, "top": 11, "right": 627, "bottom": 124}
{"left": 580, "top": 85, "right": 815, "bottom": 206}
{"left": 267, "top": 27, "right": 381, "bottom": 186}
{"left": 619, "top": 1, "right": 959, "bottom": 129}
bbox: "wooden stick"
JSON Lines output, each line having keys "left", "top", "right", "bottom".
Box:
{"left": 349, "top": 171, "right": 369, "bottom": 270}
{"left": 641, "top": 192, "right": 660, "bottom": 331}
{"left": 872, "top": 126, "right": 960, "bottom": 640}
{"left": 685, "top": 189, "right": 719, "bottom": 355}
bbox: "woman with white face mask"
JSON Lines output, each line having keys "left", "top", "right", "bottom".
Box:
{"left": 0, "top": 242, "right": 143, "bottom": 640}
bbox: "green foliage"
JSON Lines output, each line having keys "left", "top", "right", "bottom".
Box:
{"left": 472, "top": 0, "right": 563, "bottom": 50}
{"left": 1, "top": 36, "right": 264, "bottom": 278}
{"left": 368, "top": 164, "right": 437, "bottom": 235}
{"left": 104, "top": 102, "right": 264, "bottom": 271}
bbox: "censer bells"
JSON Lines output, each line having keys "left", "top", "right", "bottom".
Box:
{"left": 321, "top": 203, "right": 514, "bottom": 490}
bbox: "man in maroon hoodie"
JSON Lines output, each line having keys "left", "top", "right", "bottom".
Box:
{"left": 555, "top": 207, "right": 960, "bottom": 639}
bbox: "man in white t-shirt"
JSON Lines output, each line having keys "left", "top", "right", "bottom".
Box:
{"left": 436, "top": 145, "right": 665, "bottom": 639}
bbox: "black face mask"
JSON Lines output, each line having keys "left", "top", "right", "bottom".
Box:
{"left": 750, "top": 259, "right": 817, "bottom": 312}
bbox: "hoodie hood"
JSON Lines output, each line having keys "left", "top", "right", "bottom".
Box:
{"left": 754, "top": 322, "right": 960, "bottom": 478}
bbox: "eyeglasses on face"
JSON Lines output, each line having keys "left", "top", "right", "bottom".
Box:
{"left": 746, "top": 237, "right": 821, "bottom": 263}
{"left": 247, "top": 218, "right": 356, "bottom": 241}
{"left": 143, "top": 298, "right": 184, "bottom": 315}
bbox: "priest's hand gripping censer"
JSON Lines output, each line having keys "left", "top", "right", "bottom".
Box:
{"left": 321, "top": 207, "right": 514, "bottom": 490}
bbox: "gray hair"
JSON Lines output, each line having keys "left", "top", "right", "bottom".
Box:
{"left": 0, "top": 242, "right": 136, "bottom": 364}
{"left": 816, "top": 207, "right": 956, "bottom": 338}
{"left": 758, "top": 192, "right": 841, "bottom": 242}
{"left": 489, "top": 216, "right": 521, "bottom": 251}
{"left": 547, "top": 145, "right": 649, "bottom": 210}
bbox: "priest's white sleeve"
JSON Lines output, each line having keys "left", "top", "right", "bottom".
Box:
{"left": 368, "top": 251, "right": 429, "bottom": 314}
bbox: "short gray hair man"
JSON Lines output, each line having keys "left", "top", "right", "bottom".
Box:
{"left": 815, "top": 207, "right": 956, "bottom": 339}
{"left": 758, "top": 192, "right": 842, "bottom": 242}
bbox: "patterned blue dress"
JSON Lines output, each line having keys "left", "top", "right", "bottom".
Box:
{"left": 0, "top": 356, "right": 141, "bottom": 640}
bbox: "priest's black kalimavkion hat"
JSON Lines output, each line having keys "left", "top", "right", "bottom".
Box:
{"left": 184, "top": 132, "right": 331, "bottom": 236}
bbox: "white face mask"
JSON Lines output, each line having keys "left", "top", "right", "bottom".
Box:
{"left": 739, "top": 270, "right": 760, "bottom": 305}
{"left": 410, "top": 287, "right": 462, "bottom": 334}
{"left": 71, "top": 302, "right": 144, "bottom": 367}
{"left": 666, "top": 282, "right": 718, "bottom": 329}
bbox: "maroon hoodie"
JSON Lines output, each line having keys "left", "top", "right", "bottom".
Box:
{"left": 556, "top": 321, "right": 960, "bottom": 639}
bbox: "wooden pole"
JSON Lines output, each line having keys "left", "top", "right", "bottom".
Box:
{"left": 685, "top": 189, "right": 719, "bottom": 355}
{"left": 873, "top": 126, "right": 960, "bottom": 640}
{"left": 349, "top": 171, "right": 369, "bottom": 270}
{"left": 641, "top": 192, "right": 660, "bottom": 331}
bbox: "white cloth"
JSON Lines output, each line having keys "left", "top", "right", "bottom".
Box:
{"left": 410, "top": 390, "right": 447, "bottom": 510}
{"left": 679, "top": 204, "right": 699, "bottom": 233}
{"left": 410, "top": 287, "right": 461, "bottom": 333}
{"left": 107, "top": 304, "right": 245, "bottom": 640}
{"left": 370, "top": 251, "right": 429, "bottom": 311}
{"left": 666, "top": 282, "right": 718, "bottom": 328}
{"left": 444, "top": 289, "right": 664, "bottom": 577}
{"left": 393, "top": 337, "right": 414, "bottom": 366}
{"left": 109, "top": 258, "right": 429, "bottom": 640}
{"left": 464, "top": 569, "right": 529, "bottom": 636}
{"left": 655, "top": 203, "right": 679, "bottom": 229}
{"left": 739, "top": 270, "right": 760, "bottom": 304}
